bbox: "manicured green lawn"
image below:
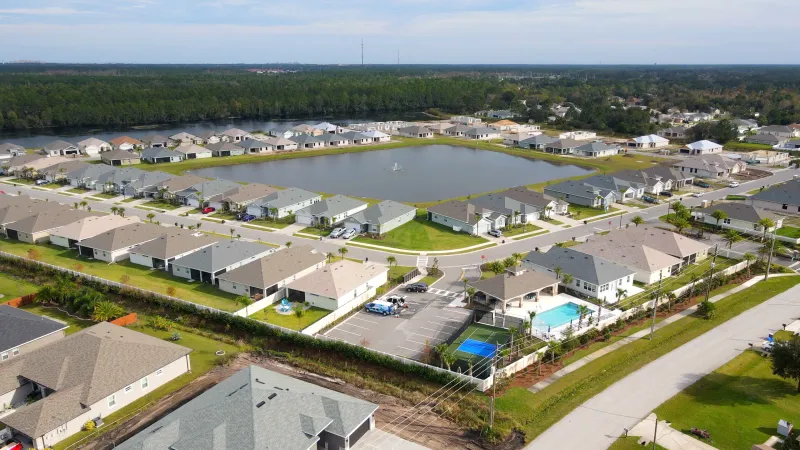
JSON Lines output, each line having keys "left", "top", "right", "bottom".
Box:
{"left": 91, "top": 191, "right": 120, "bottom": 199}
{"left": 0, "top": 240, "right": 243, "bottom": 312}
{"left": 9, "top": 178, "right": 35, "bottom": 185}
{"left": 773, "top": 330, "right": 794, "bottom": 341}
{"left": 39, "top": 182, "right": 64, "bottom": 189}
{"left": 67, "top": 186, "right": 93, "bottom": 194}
{"left": 655, "top": 350, "right": 800, "bottom": 450}
{"left": 142, "top": 199, "right": 181, "bottom": 209}
{"left": 609, "top": 437, "right": 667, "bottom": 450}
{"left": 420, "top": 273, "right": 443, "bottom": 286}
{"left": 119, "top": 197, "right": 139, "bottom": 203}
{"left": 495, "top": 276, "right": 800, "bottom": 444}
{"left": 353, "top": 211, "right": 488, "bottom": 251}
{"left": 250, "top": 305, "right": 330, "bottom": 330}
{"left": 566, "top": 204, "right": 618, "bottom": 220}
{"left": 500, "top": 224, "right": 543, "bottom": 238}
{"left": 19, "top": 303, "right": 95, "bottom": 335}
{"left": 248, "top": 218, "right": 291, "bottom": 229}
{"left": 388, "top": 265, "right": 416, "bottom": 283}
{"left": 210, "top": 210, "right": 238, "bottom": 220}
{"left": 777, "top": 226, "right": 800, "bottom": 239}
{"left": 0, "top": 273, "right": 39, "bottom": 299}
{"left": 726, "top": 195, "right": 747, "bottom": 201}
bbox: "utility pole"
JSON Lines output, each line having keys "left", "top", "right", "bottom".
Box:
{"left": 765, "top": 232, "right": 776, "bottom": 281}
{"left": 650, "top": 272, "right": 662, "bottom": 340}
{"left": 652, "top": 414, "right": 659, "bottom": 450}
{"left": 361, "top": 39, "right": 364, "bottom": 67}
{"left": 397, "top": 49, "right": 400, "bottom": 65}
{"left": 489, "top": 344, "right": 498, "bottom": 428}
{"left": 705, "top": 245, "right": 719, "bottom": 302}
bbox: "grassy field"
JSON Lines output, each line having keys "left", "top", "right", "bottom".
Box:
{"left": 0, "top": 240, "right": 243, "bottom": 312}
{"left": 9, "top": 178, "right": 35, "bottom": 185}
{"left": 0, "top": 272, "right": 39, "bottom": 299}
{"left": 19, "top": 303, "right": 96, "bottom": 335}
{"left": 494, "top": 276, "right": 800, "bottom": 444}
{"left": 448, "top": 323, "right": 510, "bottom": 365}
{"left": 655, "top": 350, "right": 800, "bottom": 450}
{"left": 352, "top": 210, "right": 488, "bottom": 251}
{"left": 609, "top": 437, "right": 667, "bottom": 450}
{"left": 724, "top": 141, "right": 774, "bottom": 151}
{"left": 777, "top": 226, "right": 800, "bottom": 239}
{"left": 247, "top": 218, "right": 291, "bottom": 229}
{"left": 250, "top": 305, "right": 330, "bottom": 330}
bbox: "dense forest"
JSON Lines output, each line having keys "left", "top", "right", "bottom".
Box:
{"left": 1, "top": 65, "right": 799, "bottom": 135}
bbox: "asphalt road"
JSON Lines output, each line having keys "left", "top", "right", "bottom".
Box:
{"left": 526, "top": 279, "right": 800, "bottom": 450}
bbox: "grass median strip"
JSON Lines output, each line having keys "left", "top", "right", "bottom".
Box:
{"left": 495, "top": 275, "right": 800, "bottom": 444}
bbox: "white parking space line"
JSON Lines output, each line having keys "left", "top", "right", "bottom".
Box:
{"left": 411, "top": 331, "right": 446, "bottom": 342}
{"left": 350, "top": 316, "right": 380, "bottom": 325}
{"left": 396, "top": 346, "right": 421, "bottom": 354}
{"left": 329, "top": 328, "right": 361, "bottom": 337}
{"left": 406, "top": 338, "right": 431, "bottom": 346}
{"left": 420, "top": 326, "right": 444, "bottom": 333}
{"left": 427, "top": 321, "right": 459, "bottom": 329}
{"left": 342, "top": 322, "right": 369, "bottom": 330}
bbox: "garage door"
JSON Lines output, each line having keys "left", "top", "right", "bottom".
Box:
{"left": 188, "top": 198, "right": 200, "bottom": 208}
{"left": 295, "top": 214, "right": 313, "bottom": 226}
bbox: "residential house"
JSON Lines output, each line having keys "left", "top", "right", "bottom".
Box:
{"left": 139, "top": 134, "right": 170, "bottom": 148}
{"left": 173, "top": 143, "right": 212, "bottom": 159}
{"left": 573, "top": 141, "right": 620, "bottom": 157}
{"left": 744, "top": 133, "right": 786, "bottom": 146}
{"left": 174, "top": 179, "right": 240, "bottom": 209}
{"left": 246, "top": 187, "right": 322, "bottom": 219}
{"left": 139, "top": 174, "right": 208, "bottom": 200}
{"left": 100, "top": 149, "right": 141, "bottom": 166}
{"left": 217, "top": 245, "right": 326, "bottom": 299}
{"left": 291, "top": 134, "right": 325, "bottom": 149}
{"left": 168, "top": 132, "right": 201, "bottom": 146}
{"left": 220, "top": 183, "right": 280, "bottom": 212}
{"left": 580, "top": 174, "right": 645, "bottom": 202}
{"left": 95, "top": 167, "right": 147, "bottom": 194}
{"left": 657, "top": 126, "right": 689, "bottom": 139}
{"left": 0, "top": 306, "right": 66, "bottom": 363}
{"left": 543, "top": 179, "right": 618, "bottom": 209}
{"left": 641, "top": 165, "right": 695, "bottom": 190}
{"left": 49, "top": 216, "right": 140, "bottom": 249}
{"left": 559, "top": 131, "right": 597, "bottom": 140}
{"left": 397, "top": 125, "right": 433, "bottom": 138}
{"left": 489, "top": 120, "right": 519, "bottom": 131}
{"left": 680, "top": 140, "right": 723, "bottom": 155}
{"left": 523, "top": 247, "right": 635, "bottom": 304}
{"left": 295, "top": 195, "right": 368, "bottom": 227}
{"left": 544, "top": 139, "right": 583, "bottom": 155}
{"left": 468, "top": 265, "right": 559, "bottom": 313}
{"left": 5, "top": 209, "right": 100, "bottom": 244}
{"left": 746, "top": 150, "right": 791, "bottom": 165}
{"left": 221, "top": 128, "right": 252, "bottom": 143}
{"left": 427, "top": 200, "right": 504, "bottom": 235}
{"left": 466, "top": 127, "right": 500, "bottom": 140}
{"left": 470, "top": 186, "right": 567, "bottom": 224}
{"left": 759, "top": 125, "right": 800, "bottom": 139}
{"left": 140, "top": 147, "right": 185, "bottom": 164}
{"left": 341, "top": 200, "right": 416, "bottom": 235}
{"left": 195, "top": 131, "right": 221, "bottom": 145}
{"left": 171, "top": 241, "right": 275, "bottom": 285}
{"left": 76, "top": 138, "right": 111, "bottom": 156}
{"left": 672, "top": 154, "right": 745, "bottom": 178}
{"left": 108, "top": 136, "right": 143, "bottom": 152}
{"left": 732, "top": 118, "right": 760, "bottom": 135}
{"left": 76, "top": 222, "right": 166, "bottom": 262}
{"left": 206, "top": 141, "right": 245, "bottom": 157}
{"left": 502, "top": 133, "right": 535, "bottom": 146}
{"left": 264, "top": 136, "right": 298, "bottom": 151}
{"left": 627, "top": 134, "right": 670, "bottom": 149}
{"left": 286, "top": 260, "right": 388, "bottom": 311}
{"left": 450, "top": 116, "right": 483, "bottom": 125}
{"left": 519, "top": 135, "right": 558, "bottom": 150}
{"left": 338, "top": 131, "right": 370, "bottom": 145}
{"left": 3, "top": 155, "right": 70, "bottom": 178}
{"left": 114, "top": 365, "right": 378, "bottom": 450}
{"left": 238, "top": 138, "right": 273, "bottom": 154}
{"left": 64, "top": 164, "right": 116, "bottom": 189}
{"left": 129, "top": 230, "right": 218, "bottom": 271}
{"left": 0, "top": 200, "right": 68, "bottom": 235}
{"left": 321, "top": 134, "right": 350, "bottom": 147}
{"left": 121, "top": 171, "right": 174, "bottom": 198}
{"left": 292, "top": 123, "right": 325, "bottom": 136}
{"left": 360, "top": 129, "right": 391, "bottom": 143}
{"left": 39, "top": 160, "right": 90, "bottom": 183}
{"left": 41, "top": 140, "right": 79, "bottom": 157}
{"left": 444, "top": 123, "right": 472, "bottom": 137}
{"left": 746, "top": 179, "right": 800, "bottom": 215}
{"left": 0, "top": 143, "right": 26, "bottom": 161}
{"left": 0, "top": 322, "right": 191, "bottom": 450}
{"left": 312, "top": 122, "right": 343, "bottom": 134}
{"left": 426, "top": 123, "right": 455, "bottom": 134}
{"left": 693, "top": 203, "right": 783, "bottom": 235}
{"left": 777, "top": 138, "right": 800, "bottom": 150}
{"left": 612, "top": 170, "right": 666, "bottom": 195}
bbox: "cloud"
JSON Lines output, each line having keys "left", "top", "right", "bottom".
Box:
{"left": 0, "top": 7, "right": 87, "bottom": 15}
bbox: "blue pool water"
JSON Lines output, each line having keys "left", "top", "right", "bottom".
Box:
{"left": 533, "top": 302, "right": 585, "bottom": 331}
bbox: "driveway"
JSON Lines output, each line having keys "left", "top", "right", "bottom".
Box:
{"left": 526, "top": 280, "right": 800, "bottom": 450}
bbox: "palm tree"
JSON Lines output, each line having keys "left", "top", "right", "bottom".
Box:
{"left": 338, "top": 247, "right": 348, "bottom": 260}
{"left": 117, "top": 207, "right": 125, "bottom": 218}
{"left": 528, "top": 310, "right": 537, "bottom": 335}
{"left": 723, "top": 229, "right": 742, "bottom": 249}
{"left": 545, "top": 205, "right": 553, "bottom": 220}
{"left": 671, "top": 202, "right": 689, "bottom": 219}
{"left": 146, "top": 213, "right": 156, "bottom": 223}
{"left": 511, "top": 252, "right": 525, "bottom": 265}
{"left": 285, "top": 241, "right": 292, "bottom": 248}
{"left": 433, "top": 343, "right": 449, "bottom": 368}
{"left": 554, "top": 266, "right": 562, "bottom": 280}
{"left": 326, "top": 252, "right": 335, "bottom": 263}
{"left": 92, "top": 301, "right": 125, "bottom": 322}
{"left": 711, "top": 210, "right": 728, "bottom": 230}
{"left": 73, "top": 202, "right": 79, "bottom": 210}
{"left": 292, "top": 304, "right": 306, "bottom": 329}
{"left": 577, "top": 304, "right": 591, "bottom": 327}
{"left": 743, "top": 252, "right": 757, "bottom": 277}
{"left": 665, "top": 292, "right": 677, "bottom": 312}
{"left": 229, "top": 228, "right": 235, "bottom": 240}
{"left": 386, "top": 256, "right": 397, "bottom": 268}
{"left": 631, "top": 215, "right": 644, "bottom": 227}
{"left": 561, "top": 273, "right": 574, "bottom": 288}
{"left": 110, "top": 206, "right": 119, "bottom": 216}
{"left": 760, "top": 238, "right": 785, "bottom": 262}
{"left": 466, "top": 286, "right": 477, "bottom": 306}
{"left": 236, "top": 234, "right": 241, "bottom": 241}
{"left": 79, "top": 200, "right": 88, "bottom": 210}
{"left": 268, "top": 207, "right": 279, "bottom": 220}
{"left": 441, "top": 351, "right": 456, "bottom": 371}
{"left": 757, "top": 217, "right": 776, "bottom": 242}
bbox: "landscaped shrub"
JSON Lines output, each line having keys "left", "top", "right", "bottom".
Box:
{"left": 697, "top": 300, "right": 716, "bottom": 319}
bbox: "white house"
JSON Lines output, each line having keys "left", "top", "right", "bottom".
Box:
{"left": 759, "top": 125, "right": 800, "bottom": 139}
{"left": 294, "top": 195, "right": 368, "bottom": 226}
{"left": 693, "top": 203, "right": 783, "bottom": 236}
{"left": 360, "top": 129, "right": 391, "bottom": 143}
{"left": 573, "top": 141, "right": 620, "bottom": 157}
{"left": 627, "top": 134, "right": 669, "bottom": 149}
{"left": 109, "top": 136, "right": 143, "bottom": 152}
{"left": 450, "top": 116, "right": 482, "bottom": 125}
{"left": 427, "top": 200, "right": 505, "bottom": 235}
{"left": 170, "top": 241, "right": 275, "bottom": 285}
{"left": 341, "top": 200, "right": 417, "bottom": 235}
{"left": 680, "top": 140, "right": 723, "bottom": 155}
{"left": 41, "top": 140, "right": 79, "bottom": 157}
{"left": 76, "top": 222, "right": 165, "bottom": 263}
{"left": 466, "top": 127, "right": 500, "bottom": 140}
{"left": 221, "top": 128, "right": 252, "bottom": 143}
{"left": 246, "top": 187, "right": 322, "bottom": 219}
{"left": 129, "top": 231, "right": 219, "bottom": 271}
{"left": 168, "top": 132, "right": 201, "bottom": 146}
{"left": 286, "top": 260, "right": 388, "bottom": 311}
{"left": 397, "top": 126, "right": 433, "bottom": 138}
{"left": 559, "top": 130, "right": 596, "bottom": 140}
{"left": 672, "top": 154, "right": 745, "bottom": 179}
{"left": 77, "top": 138, "right": 111, "bottom": 156}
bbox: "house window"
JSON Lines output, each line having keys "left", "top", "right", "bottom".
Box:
{"left": 156, "top": 369, "right": 163, "bottom": 376}
{"left": 783, "top": 204, "right": 788, "bottom": 210}
{"left": 141, "top": 377, "right": 149, "bottom": 389}
{"left": 1, "top": 352, "right": 7, "bottom": 361}
{"left": 108, "top": 394, "right": 117, "bottom": 408}
{"left": 124, "top": 385, "right": 133, "bottom": 394}
{"left": 12, "top": 348, "right": 19, "bottom": 356}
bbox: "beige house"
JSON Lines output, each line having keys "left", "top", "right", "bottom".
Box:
{"left": 468, "top": 266, "right": 559, "bottom": 313}
{"left": 286, "top": 260, "right": 388, "bottom": 311}
{"left": 49, "top": 215, "right": 140, "bottom": 249}
{"left": 4, "top": 209, "right": 100, "bottom": 244}
{"left": 76, "top": 138, "right": 111, "bottom": 156}
{"left": 0, "top": 322, "right": 191, "bottom": 450}
{"left": 101, "top": 150, "right": 141, "bottom": 166}
{"left": 4, "top": 155, "right": 71, "bottom": 177}
{"left": 76, "top": 222, "right": 166, "bottom": 262}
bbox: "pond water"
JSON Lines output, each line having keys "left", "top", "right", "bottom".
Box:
{"left": 190, "top": 145, "right": 593, "bottom": 203}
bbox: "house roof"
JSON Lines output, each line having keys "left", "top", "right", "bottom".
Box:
{"left": 523, "top": 247, "right": 634, "bottom": 285}
{"left": 0, "top": 322, "right": 191, "bottom": 439}
{"left": 250, "top": 187, "right": 321, "bottom": 210}
{"left": 632, "top": 134, "right": 669, "bottom": 144}
{"left": 6, "top": 155, "right": 72, "bottom": 172}
{"left": 398, "top": 125, "right": 432, "bottom": 134}
{"left": 146, "top": 174, "right": 208, "bottom": 194}
{"left": 39, "top": 160, "right": 90, "bottom": 177}
{"left": 176, "top": 179, "right": 241, "bottom": 201}
{"left": 672, "top": 154, "right": 743, "bottom": 172}
{"left": 695, "top": 202, "right": 781, "bottom": 223}
{"left": 195, "top": 131, "right": 220, "bottom": 140}
{"left": 97, "top": 167, "right": 147, "bottom": 186}
{"left": 0, "top": 305, "right": 67, "bottom": 354}
{"left": 49, "top": 215, "right": 140, "bottom": 242}
{"left": 171, "top": 241, "right": 273, "bottom": 273}
{"left": 427, "top": 200, "right": 487, "bottom": 225}
{"left": 296, "top": 195, "right": 366, "bottom": 219}
{"left": 3, "top": 154, "right": 45, "bottom": 169}
{"left": 65, "top": 163, "right": 116, "bottom": 181}
{"left": 217, "top": 245, "right": 326, "bottom": 289}
{"left": 101, "top": 149, "right": 141, "bottom": 161}
{"left": 77, "top": 137, "right": 109, "bottom": 147}
{"left": 543, "top": 179, "right": 616, "bottom": 200}
{"left": 491, "top": 120, "right": 518, "bottom": 127}
{"left": 577, "top": 226, "right": 709, "bottom": 262}
{"left": 109, "top": 136, "right": 142, "bottom": 146}
{"left": 321, "top": 134, "right": 348, "bottom": 144}
{"left": 685, "top": 140, "right": 722, "bottom": 150}
{"left": 292, "top": 123, "right": 317, "bottom": 133}
{"left": 467, "top": 188, "right": 556, "bottom": 218}
{"left": 749, "top": 179, "right": 800, "bottom": 207}
{"left": 466, "top": 127, "right": 497, "bottom": 135}
{"left": 360, "top": 129, "right": 389, "bottom": 138}
{"left": 519, "top": 135, "right": 558, "bottom": 146}
{"left": 169, "top": 132, "right": 199, "bottom": 141}
{"left": 290, "top": 134, "right": 323, "bottom": 145}
{"left": 547, "top": 138, "right": 583, "bottom": 149}
{"left": 468, "top": 269, "right": 558, "bottom": 301}
{"left": 344, "top": 200, "right": 416, "bottom": 227}
{"left": 286, "top": 260, "right": 387, "bottom": 300}
{"left": 761, "top": 125, "right": 793, "bottom": 133}
{"left": 0, "top": 201, "right": 70, "bottom": 226}
{"left": 575, "top": 141, "right": 618, "bottom": 153}
{"left": 42, "top": 140, "right": 76, "bottom": 151}
{"left": 660, "top": 126, "right": 688, "bottom": 133}
{"left": 338, "top": 131, "right": 369, "bottom": 141}
{"left": 114, "top": 365, "right": 378, "bottom": 450}
{"left": 206, "top": 142, "right": 243, "bottom": 152}
{"left": 263, "top": 136, "right": 297, "bottom": 147}
{"left": 238, "top": 138, "right": 272, "bottom": 150}
{"left": 173, "top": 144, "right": 212, "bottom": 156}
{"left": 612, "top": 170, "right": 663, "bottom": 188}
{"left": 222, "top": 183, "right": 280, "bottom": 205}
{"left": 222, "top": 127, "right": 249, "bottom": 137}
{"left": 78, "top": 222, "right": 166, "bottom": 252}
{"left": 0, "top": 143, "right": 25, "bottom": 154}
{"left": 141, "top": 147, "right": 183, "bottom": 160}
{"left": 641, "top": 165, "right": 694, "bottom": 182}
{"left": 573, "top": 239, "right": 683, "bottom": 273}
{"left": 5, "top": 209, "right": 100, "bottom": 234}
{"left": 130, "top": 230, "right": 218, "bottom": 260}
{"left": 140, "top": 134, "right": 169, "bottom": 144}
{"left": 744, "top": 133, "right": 782, "bottom": 144}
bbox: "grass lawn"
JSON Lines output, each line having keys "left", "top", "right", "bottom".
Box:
{"left": 587, "top": 210, "right": 624, "bottom": 223}
{"left": 0, "top": 272, "right": 39, "bottom": 299}
{"left": 142, "top": 199, "right": 181, "bottom": 210}
{"left": 9, "top": 178, "right": 35, "bottom": 185}
{"left": 248, "top": 218, "right": 291, "bottom": 229}
{"left": 39, "top": 182, "right": 64, "bottom": 189}
{"left": 388, "top": 265, "right": 416, "bottom": 283}
{"left": 448, "top": 323, "right": 510, "bottom": 365}
{"left": 777, "top": 226, "right": 800, "bottom": 239}
{"left": 52, "top": 321, "right": 241, "bottom": 450}
{"left": 210, "top": 210, "right": 238, "bottom": 220}
{"left": 773, "top": 330, "right": 794, "bottom": 341}
{"left": 420, "top": 271, "right": 444, "bottom": 286}
{"left": 250, "top": 305, "right": 330, "bottom": 330}
{"left": 547, "top": 219, "right": 565, "bottom": 226}
{"left": 67, "top": 187, "right": 93, "bottom": 194}
{"left": 566, "top": 204, "right": 618, "bottom": 220}
{"left": 91, "top": 191, "right": 120, "bottom": 199}
{"left": 0, "top": 240, "right": 243, "bottom": 312}
{"left": 495, "top": 276, "right": 800, "bottom": 444}
{"left": 554, "top": 240, "right": 580, "bottom": 248}
{"left": 353, "top": 211, "right": 488, "bottom": 251}
{"left": 726, "top": 195, "right": 747, "bottom": 201}
{"left": 119, "top": 197, "right": 139, "bottom": 203}
{"left": 18, "top": 303, "right": 96, "bottom": 335}
{"left": 655, "top": 350, "right": 800, "bottom": 450}
{"left": 609, "top": 437, "right": 667, "bottom": 450}
{"left": 500, "top": 224, "right": 543, "bottom": 238}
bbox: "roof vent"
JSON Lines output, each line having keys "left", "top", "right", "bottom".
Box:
{"left": 256, "top": 400, "right": 266, "bottom": 408}
{"left": 255, "top": 378, "right": 265, "bottom": 385}
{"left": 268, "top": 393, "right": 277, "bottom": 400}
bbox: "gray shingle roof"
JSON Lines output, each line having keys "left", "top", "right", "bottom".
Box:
{"left": 171, "top": 241, "right": 273, "bottom": 273}
{"left": 296, "top": 195, "right": 366, "bottom": 218}
{"left": 130, "top": 230, "right": 218, "bottom": 260}
{"left": 238, "top": 138, "right": 271, "bottom": 150}
{"left": 641, "top": 165, "right": 693, "bottom": 183}
{"left": 519, "top": 135, "right": 558, "bottom": 146}
{"left": 42, "top": 140, "right": 76, "bottom": 152}
{"left": 760, "top": 125, "right": 792, "bottom": 133}
{"left": 141, "top": 147, "right": 184, "bottom": 160}
{"left": 176, "top": 179, "right": 241, "bottom": 201}
{"left": 0, "top": 201, "right": 70, "bottom": 226}
{"left": 0, "top": 305, "right": 67, "bottom": 354}
{"left": 222, "top": 183, "right": 280, "bottom": 204}
{"left": 547, "top": 139, "right": 583, "bottom": 149}
{"left": 523, "top": 247, "right": 634, "bottom": 285}
{"left": 345, "top": 200, "right": 416, "bottom": 226}
{"left": 749, "top": 179, "right": 800, "bottom": 207}
{"left": 744, "top": 133, "right": 782, "bottom": 144}
{"left": 250, "top": 187, "right": 321, "bottom": 210}
{"left": 115, "top": 365, "right": 377, "bottom": 450}
{"left": 398, "top": 125, "right": 432, "bottom": 134}
{"left": 0, "top": 143, "right": 25, "bottom": 155}
{"left": 0, "top": 322, "right": 190, "bottom": 438}
{"left": 217, "top": 245, "right": 326, "bottom": 289}
{"left": 140, "top": 134, "right": 170, "bottom": 145}
{"left": 427, "top": 200, "right": 485, "bottom": 225}
{"left": 66, "top": 163, "right": 117, "bottom": 182}
{"left": 101, "top": 149, "right": 141, "bottom": 162}
{"left": 78, "top": 222, "right": 166, "bottom": 252}
{"left": 291, "top": 134, "right": 323, "bottom": 145}
{"left": 205, "top": 142, "right": 243, "bottom": 153}
{"left": 575, "top": 141, "right": 617, "bottom": 153}
{"left": 695, "top": 202, "right": 780, "bottom": 223}
{"left": 5, "top": 209, "right": 100, "bottom": 234}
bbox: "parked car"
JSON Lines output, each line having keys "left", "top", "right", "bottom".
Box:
{"left": 365, "top": 300, "right": 397, "bottom": 316}
{"left": 385, "top": 295, "right": 407, "bottom": 307}
{"left": 692, "top": 192, "right": 705, "bottom": 198}
{"left": 34, "top": 179, "right": 48, "bottom": 186}
{"left": 406, "top": 282, "right": 429, "bottom": 293}
{"left": 693, "top": 180, "right": 711, "bottom": 188}
{"left": 0, "top": 441, "right": 23, "bottom": 450}
{"left": 239, "top": 214, "right": 256, "bottom": 222}
{"left": 658, "top": 191, "right": 673, "bottom": 197}
{"left": 728, "top": 181, "right": 740, "bottom": 188}
{"left": 341, "top": 228, "right": 357, "bottom": 239}
{"left": 488, "top": 229, "right": 503, "bottom": 237}
{"left": 328, "top": 227, "right": 345, "bottom": 238}
{"left": 201, "top": 206, "right": 215, "bottom": 214}
{"left": 642, "top": 195, "right": 659, "bottom": 204}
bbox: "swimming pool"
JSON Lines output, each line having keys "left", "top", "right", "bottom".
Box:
{"left": 533, "top": 302, "right": 585, "bottom": 331}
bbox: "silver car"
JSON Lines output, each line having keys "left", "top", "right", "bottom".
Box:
{"left": 328, "top": 227, "right": 345, "bottom": 238}
{"left": 341, "top": 228, "right": 357, "bottom": 239}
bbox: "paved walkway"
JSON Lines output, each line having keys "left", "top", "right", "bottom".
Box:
{"left": 627, "top": 414, "right": 716, "bottom": 450}
{"left": 529, "top": 274, "right": 769, "bottom": 393}
{"left": 526, "top": 276, "right": 800, "bottom": 450}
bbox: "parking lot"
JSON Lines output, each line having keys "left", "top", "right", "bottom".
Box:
{"left": 325, "top": 286, "right": 473, "bottom": 361}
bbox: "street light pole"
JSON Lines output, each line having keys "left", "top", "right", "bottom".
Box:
{"left": 765, "top": 232, "right": 777, "bottom": 281}
{"left": 650, "top": 272, "right": 663, "bottom": 341}
{"left": 705, "top": 245, "right": 718, "bottom": 302}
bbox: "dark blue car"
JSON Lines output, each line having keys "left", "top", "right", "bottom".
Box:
{"left": 239, "top": 214, "right": 256, "bottom": 222}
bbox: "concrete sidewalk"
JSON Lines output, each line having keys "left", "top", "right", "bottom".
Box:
{"left": 627, "top": 414, "right": 716, "bottom": 450}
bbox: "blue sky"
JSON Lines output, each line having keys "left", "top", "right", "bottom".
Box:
{"left": 0, "top": 0, "right": 796, "bottom": 64}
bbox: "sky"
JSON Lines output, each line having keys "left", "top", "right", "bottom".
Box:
{"left": 0, "top": 0, "right": 798, "bottom": 64}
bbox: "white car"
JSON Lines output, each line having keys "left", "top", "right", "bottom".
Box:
{"left": 692, "top": 192, "right": 705, "bottom": 198}
{"left": 728, "top": 181, "right": 740, "bottom": 188}
{"left": 328, "top": 227, "right": 345, "bottom": 238}
{"left": 488, "top": 229, "right": 503, "bottom": 237}
{"left": 341, "top": 228, "right": 357, "bottom": 239}
{"left": 35, "top": 179, "right": 48, "bottom": 186}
